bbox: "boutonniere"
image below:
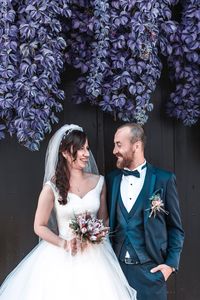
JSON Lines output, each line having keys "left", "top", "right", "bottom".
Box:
{"left": 147, "top": 192, "right": 169, "bottom": 218}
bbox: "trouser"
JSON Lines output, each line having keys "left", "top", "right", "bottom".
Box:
{"left": 120, "top": 260, "right": 167, "bottom": 300}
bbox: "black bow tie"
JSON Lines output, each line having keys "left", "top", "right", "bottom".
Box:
{"left": 121, "top": 169, "right": 140, "bottom": 178}
{"left": 121, "top": 164, "right": 147, "bottom": 178}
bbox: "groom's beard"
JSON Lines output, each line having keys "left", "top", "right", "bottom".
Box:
{"left": 115, "top": 154, "right": 133, "bottom": 169}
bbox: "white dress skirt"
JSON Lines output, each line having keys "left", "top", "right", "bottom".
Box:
{"left": 0, "top": 176, "right": 137, "bottom": 300}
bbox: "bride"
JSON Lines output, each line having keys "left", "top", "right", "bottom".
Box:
{"left": 0, "top": 124, "right": 137, "bottom": 300}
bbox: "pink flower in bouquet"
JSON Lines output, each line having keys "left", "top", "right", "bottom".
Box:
{"left": 90, "top": 236, "right": 97, "bottom": 241}
{"left": 81, "top": 227, "right": 88, "bottom": 234}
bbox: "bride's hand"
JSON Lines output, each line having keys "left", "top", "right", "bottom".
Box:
{"left": 66, "top": 238, "right": 88, "bottom": 255}
{"left": 68, "top": 238, "right": 79, "bottom": 256}
{"left": 80, "top": 240, "right": 90, "bottom": 252}
{"left": 59, "top": 238, "right": 78, "bottom": 256}
{"left": 59, "top": 237, "right": 92, "bottom": 254}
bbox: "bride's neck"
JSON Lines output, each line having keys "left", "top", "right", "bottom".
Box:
{"left": 69, "top": 169, "right": 84, "bottom": 181}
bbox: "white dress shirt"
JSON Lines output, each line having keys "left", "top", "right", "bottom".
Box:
{"left": 120, "top": 161, "right": 147, "bottom": 258}
{"left": 120, "top": 160, "right": 147, "bottom": 213}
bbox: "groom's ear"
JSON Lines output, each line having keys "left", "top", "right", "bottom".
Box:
{"left": 133, "top": 140, "right": 142, "bottom": 151}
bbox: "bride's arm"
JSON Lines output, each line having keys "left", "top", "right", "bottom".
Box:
{"left": 97, "top": 182, "right": 109, "bottom": 226}
{"left": 34, "top": 185, "right": 68, "bottom": 250}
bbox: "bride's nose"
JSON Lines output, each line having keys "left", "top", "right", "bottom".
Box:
{"left": 84, "top": 148, "right": 89, "bottom": 157}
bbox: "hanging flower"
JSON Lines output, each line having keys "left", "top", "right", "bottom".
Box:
{"left": 0, "top": 0, "right": 71, "bottom": 150}
{"left": 0, "top": 0, "right": 199, "bottom": 150}
{"left": 166, "top": 0, "right": 200, "bottom": 126}
{"left": 66, "top": 0, "right": 180, "bottom": 124}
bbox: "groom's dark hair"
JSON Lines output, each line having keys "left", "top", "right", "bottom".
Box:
{"left": 118, "top": 123, "right": 146, "bottom": 149}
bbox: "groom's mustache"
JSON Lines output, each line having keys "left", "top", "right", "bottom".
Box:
{"left": 115, "top": 154, "right": 123, "bottom": 158}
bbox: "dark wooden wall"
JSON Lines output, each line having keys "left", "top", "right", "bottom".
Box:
{"left": 0, "top": 69, "right": 200, "bottom": 300}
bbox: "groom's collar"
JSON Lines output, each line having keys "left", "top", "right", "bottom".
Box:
{"left": 124, "top": 160, "right": 147, "bottom": 173}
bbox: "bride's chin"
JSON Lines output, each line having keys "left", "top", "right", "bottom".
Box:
{"left": 72, "top": 164, "right": 87, "bottom": 171}
{"left": 80, "top": 161, "right": 88, "bottom": 168}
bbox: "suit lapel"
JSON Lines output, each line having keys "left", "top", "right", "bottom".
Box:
{"left": 144, "top": 163, "right": 157, "bottom": 224}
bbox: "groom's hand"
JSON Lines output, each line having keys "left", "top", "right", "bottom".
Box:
{"left": 150, "top": 264, "right": 174, "bottom": 281}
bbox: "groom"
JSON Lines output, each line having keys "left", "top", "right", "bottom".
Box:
{"left": 106, "top": 123, "right": 184, "bottom": 300}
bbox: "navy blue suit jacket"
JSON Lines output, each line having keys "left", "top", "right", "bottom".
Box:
{"left": 106, "top": 163, "right": 184, "bottom": 270}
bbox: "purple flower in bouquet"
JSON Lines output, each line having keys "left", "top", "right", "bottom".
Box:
{"left": 69, "top": 212, "right": 109, "bottom": 244}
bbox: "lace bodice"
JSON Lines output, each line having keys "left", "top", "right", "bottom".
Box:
{"left": 45, "top": 175, "right": 104, "bottom": 239}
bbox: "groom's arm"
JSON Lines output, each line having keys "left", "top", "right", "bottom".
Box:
{"left": 151, "top": 173, "right": 184, "bottom": 280}
{"left": 164, "top": 173, "right": 184, "bottom": 270}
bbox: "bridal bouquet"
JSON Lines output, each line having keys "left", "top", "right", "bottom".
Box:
{"left": 69, "top": 212, "right": 109, "bottom": 244}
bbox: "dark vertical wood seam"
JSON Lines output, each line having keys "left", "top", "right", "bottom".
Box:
{"left": 96, "top": 109, "right": 105, "bottom": 174}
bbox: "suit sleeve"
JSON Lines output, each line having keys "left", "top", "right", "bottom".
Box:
{"left": 165, "top": 174, "right": 184, "bottom": 270}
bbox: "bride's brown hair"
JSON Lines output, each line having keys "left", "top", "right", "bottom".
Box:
{"left": 54, "top": 130, "right": 87, "bottom": 205}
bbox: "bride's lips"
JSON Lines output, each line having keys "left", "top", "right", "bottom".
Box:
{"left": 80, "top": 159, "right": 89, "bottom": 163}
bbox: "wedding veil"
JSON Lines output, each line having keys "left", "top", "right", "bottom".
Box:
{"left": 43, "top": 124, "right": 99, "bottom": 233}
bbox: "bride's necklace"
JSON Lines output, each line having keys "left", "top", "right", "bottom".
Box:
{"left": 72, "top": 186, "right": 80, "bottom": 193}
{"left": 70, "top": 184, "right": 81, "bottom": 193}
{"left": 70, "top": 176, "right": 85, "bottom": 194}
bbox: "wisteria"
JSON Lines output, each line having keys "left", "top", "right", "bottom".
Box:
{"left": 0, "top": 0, "right": 71, "bottom": 150}
{"left": 167, "top": 0, "right": 200, "bottom": 126}
{"left": 0, "top": 0, "right": 18, "bottom": 140}
{"left": 66, "top": 0, "right": 179, "bottom": 123}
{"left": 0, "top": 0, "right": 199, "bottom": 150}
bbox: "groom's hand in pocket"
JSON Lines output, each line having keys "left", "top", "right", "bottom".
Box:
{"left": 150, "top": 264, "right": 174, "bottom": 281}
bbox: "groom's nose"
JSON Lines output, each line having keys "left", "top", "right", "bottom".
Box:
{"left": 113, "top": 145, "right": 117, "bottom": 155}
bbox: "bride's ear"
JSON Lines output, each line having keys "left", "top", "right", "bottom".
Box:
{"left": 62, "top": 150, "right": 71, "bottom": 161}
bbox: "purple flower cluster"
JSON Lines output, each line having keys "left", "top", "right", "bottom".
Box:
{"left": 0, "top": 0, "right": 17, "bottom": 140}
{"left": 65, "top": 0, "right": 179, "bottom": 124}
{"left": 0, "top": 0, "right": 71, "bottom": 149}
{"left": 167, "top": 0, "right": 200, "bottom": 125}
{"left": 0, "top": 0, "right": 199, "bottom": 150}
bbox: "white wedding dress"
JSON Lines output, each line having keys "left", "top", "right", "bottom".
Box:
{"left": 0, "top": 175, "right": 137, "bottom": 300}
